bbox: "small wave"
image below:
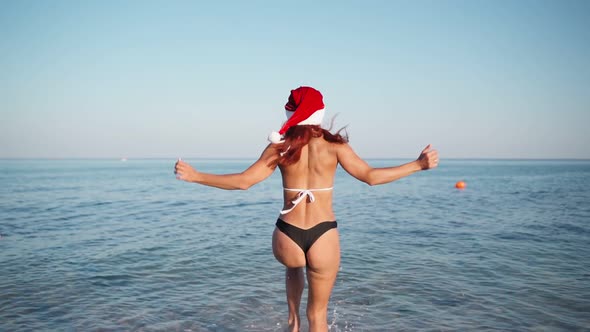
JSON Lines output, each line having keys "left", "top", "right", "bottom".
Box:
{"left": 553, "top": 222, "right": 590, "bottom": 236}
{"left": 88, "top": 274, "right": 134, "bottom": 287}
{"left": 89, "top": 274, "right": 131, "bottom": 281}
{"left": 493, "top": 231, "right": 542, "bottom": 242}
{"left": 218, "top": 200, "right": 274, "bottom": 209}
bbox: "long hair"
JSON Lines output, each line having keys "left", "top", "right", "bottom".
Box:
{"left": 276, "top": 124, "right": 348, "bottom": 166}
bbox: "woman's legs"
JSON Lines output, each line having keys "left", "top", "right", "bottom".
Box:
{"left": 273, "top": 226, "right": 340, "bottom": 332}
{"left": 286, "top": 267, "right": 304, "bottom": 330}
{"left": 273, "top": 228, "right": 306, "bottom": 331}
{"left": 305, "top": 229, "right": 340, "bottom": 332}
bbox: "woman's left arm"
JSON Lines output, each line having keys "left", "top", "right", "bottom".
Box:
{"left": 174, "top": 144, "right": 279, "bottom": 190}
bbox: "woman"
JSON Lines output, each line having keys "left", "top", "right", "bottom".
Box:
{"left": 174, "top": 86, "right": 438, "bottom": 332}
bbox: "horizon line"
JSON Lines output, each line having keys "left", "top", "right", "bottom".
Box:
{"left": 1, "top": 157, "right": 590, "bottom": 161}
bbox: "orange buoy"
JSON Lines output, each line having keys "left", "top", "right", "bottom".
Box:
{"left": 455, "top": 181, "right": 466, "bottom": 189}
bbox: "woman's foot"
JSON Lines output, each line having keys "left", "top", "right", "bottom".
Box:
{"left": 287, "top": 315, "right": 300, "bottom": 332}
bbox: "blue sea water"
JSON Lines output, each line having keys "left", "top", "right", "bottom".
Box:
{"left": 1, "top": 159, "right": 589, "bottom": 332}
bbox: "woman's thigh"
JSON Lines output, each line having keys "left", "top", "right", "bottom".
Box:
{"left": 272, "top": 228, "right": 306, "bottom": 268}
{"left": 305, "top": 229, "right": 340, "bottom": 309}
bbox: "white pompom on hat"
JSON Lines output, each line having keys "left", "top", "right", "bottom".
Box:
{"left": 268, "top": 86, "right": 325, "bottom": 144}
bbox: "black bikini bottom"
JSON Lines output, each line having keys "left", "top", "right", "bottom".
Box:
{"left": 275, "top": 219, "right": 337, "bottom": 254}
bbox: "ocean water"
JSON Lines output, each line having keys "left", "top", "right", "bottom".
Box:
{"left": 1, "top": 159, "right": 589, "bottom": 332}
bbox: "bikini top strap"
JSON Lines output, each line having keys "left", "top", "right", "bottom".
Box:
{"left": 280, "top": 187, "right": 333, "bottom": 215}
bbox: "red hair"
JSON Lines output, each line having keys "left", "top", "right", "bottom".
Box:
{"left": 276, "top": 125, "right": 348, "bottom": 166}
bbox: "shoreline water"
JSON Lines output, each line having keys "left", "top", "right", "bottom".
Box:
{"left": 1, "top": 159, "right": 589, "bottom": 331}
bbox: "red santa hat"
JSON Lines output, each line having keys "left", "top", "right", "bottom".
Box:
{"left": 268, "top": 86, "right": 325, "bottom": 143}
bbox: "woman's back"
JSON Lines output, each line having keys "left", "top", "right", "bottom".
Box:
{"left": 173, "top": 86, "right": 439, "bottom": 332}
{"left": 279, "top": 136, "right": 339, "bottom": 228}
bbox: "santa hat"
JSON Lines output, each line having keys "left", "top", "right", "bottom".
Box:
{"left": 268, "top": 86, "right": 325, "bottom": 143}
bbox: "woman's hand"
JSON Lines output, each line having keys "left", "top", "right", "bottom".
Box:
{"left": 417, "top": 144, "right": 439, "bottom": 170}
{"left": 174, "top": 159, "right": 198, "bottom": 182}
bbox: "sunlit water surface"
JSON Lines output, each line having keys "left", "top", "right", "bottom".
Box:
{"left": 1, "top": 159, "right": 589, "bottom": 331}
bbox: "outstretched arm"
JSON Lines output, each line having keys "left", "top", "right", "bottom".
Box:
{"left": 337, "top": 144, "right": 438, "bottom": 186}
{"left": 174, "top": 144, "right": 279, "bottom": 190}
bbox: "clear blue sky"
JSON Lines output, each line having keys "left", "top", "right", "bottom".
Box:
{"left": 1, "top": 0, "right": 589, "bottom": 159}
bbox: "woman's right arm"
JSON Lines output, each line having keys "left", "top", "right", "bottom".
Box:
{"left": 336, "top": 143, "right": 438, "bottom": 186}
{"left": 174, "top": 144, "right": 279, "bottom": 190}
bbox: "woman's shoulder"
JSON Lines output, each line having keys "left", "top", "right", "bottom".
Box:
{"left": 311, "top": 136, "right": 344, "bottom": 149}
{"left": 320, "top": 138, "right": 350, "bottom": 150}
{"left": 308, "top": 138, "right": 345, "bottom": 163}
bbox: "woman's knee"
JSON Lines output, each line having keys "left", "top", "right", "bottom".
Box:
{"left": 306, "top": 305, "right": 327, "bottom": 323}
{"left": 286, "top": 266, "right": 303, "bottom": 275}
{"left": 286, "top": 267, "right": 304, "bottom": 281}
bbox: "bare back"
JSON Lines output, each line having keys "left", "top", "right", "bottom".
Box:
{"left": 278, "top": 136, "right": 339, "bottom": 228}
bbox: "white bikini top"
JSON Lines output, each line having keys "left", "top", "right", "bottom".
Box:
{"left": 280, "top": 187, "right": 333, "bottom": 215}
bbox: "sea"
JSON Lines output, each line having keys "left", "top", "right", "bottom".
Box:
{"left": 1, "top": 159, "right": 589, "bottom": 332}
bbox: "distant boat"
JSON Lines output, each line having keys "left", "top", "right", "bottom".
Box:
{"left": 120, "top": 158, "right": 128, "bottom": 162}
